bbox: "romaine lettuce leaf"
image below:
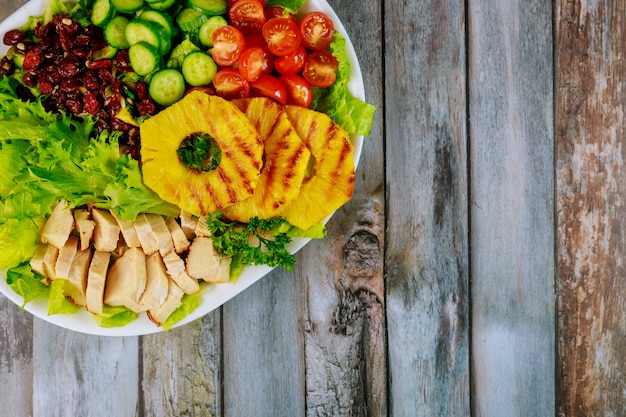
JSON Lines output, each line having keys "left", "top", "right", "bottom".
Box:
{"left": 5, "top": 263, "right": 48, "bottom": 308}
{"left": 265, "top": 0, "right": 305, "bottom": 13}
{"left": 47, "top": 279, "right": 80, "bottom": 315}
{"left": 0, "top": 218, "right": 40, "bottom": 270}
{"left": 161, "top": 292, "right": 202, "bottom": 331}
{"left": 92, "top": 305, "right": 138, "bottom": 328}
{"left": 311, "top": 33, "right": 376, "bottom": 136}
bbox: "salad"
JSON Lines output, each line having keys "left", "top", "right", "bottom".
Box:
{"left": 0, "top": 0, "right": 375, "bottom": 332}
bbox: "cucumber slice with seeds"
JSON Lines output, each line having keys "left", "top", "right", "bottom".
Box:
{"left": 176, "top": 8, "right": 208, "bottom": 32}
{"left": 187, "top": 0, "right": 226, "bottom": 16}
{"left": 110, "top": 0, "right": 144, "bottom": 13}
{"left": 125, "top": 19, "right": 164, "bottom": 52}
{"left": 91, "top": 0, "right": 115, "bottom": 27}
{"left": 139, "top": 9, "right": 179, "bottom": 38}
{"left": 181, "top": 51, "right": 217, "bottom": 86}
{"left": 104, "top": 15, "right": 130, "bottom": 49}
{"left": 129, "top": 42, "right": 160, "bottom": 76}
{"left": 197, "top": 15, "right": 227, "bottom": 47}
{"left": 149, "top": 69, "right": 186, "bottom": 106}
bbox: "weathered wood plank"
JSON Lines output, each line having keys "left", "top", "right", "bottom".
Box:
{"left": 141, "top": 313, "right": 221, "bottom": 417}
{"left": 468, "top": 1, "right": 555, "bottom": 416}
{"left": 221, "top": 0, "right": 385, "bottom": 415}
{"left": 32, "top": 320, "right": 139, "bottom": 417}
{"left": 555, "top": 1, "right": 626, "bottom": 415}
{"left": 0, "top": 297, "right": 33, "bottom": 417}
{"left": 468, "top": 0, "right": 555, "bottom": 415}
{"left": 222, "top": 269, "right": 305, "bottom": 416}
{"left": 384, "top": 1, "right": 469, "bottom": 416}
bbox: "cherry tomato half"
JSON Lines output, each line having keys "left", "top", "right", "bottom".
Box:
{"left": 228, "top": 0, "right": 265, "bottom": 8}
{"left": 244, "top": 33, "right": 275, "bottom": 75}
{"left": 211, "top": 25, "right": 246, "bottom": 66}
{"left": 274, "top": 45, "right": 306, "bottom": 75}
{"left": 238, "top": 46, "right": 267, "bottom": 82}
{"left": 251, "top": 75, "right": 288, "bottom": 105}
{"left": 299, "top": 11, "right": 335, "bottom": 51}
{"left": 229, "top": 0, "right": 266, "bottom": 35}
{"left": 279, "top": 74, "right": 312, "bottom": 107}
{"left": 262, "top": 17, "right": 302, "bottom": 57}
{"left": 302, "top": 49, "right": 338, "bottom": 88}
{"left": 213, "top": 68, "right": 250, "bottom": 100}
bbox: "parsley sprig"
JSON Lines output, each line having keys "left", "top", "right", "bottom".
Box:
{"left": 205, "top": 211, "right": 296, "bottom": 274}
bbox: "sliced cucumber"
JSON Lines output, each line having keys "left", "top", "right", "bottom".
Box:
{"left": 139, "top": 9, "right": 179, "bottom": 38}
{"left": 129, "top": 42, "right": 160, "bottom": 76}
{"left": 187, "top": 0, "right": 226, "bottom": 16}
{"left": 145, "top": 0, "right": 176, "bottom": 10}
{"left": 197, "top": 15, "right": 227, "bottom": 47}
{"left": 176, "top": 8, "right": 208, "bottom": 32}
{"left": 181, "top": 51, "right": 217, "bottom": 86}
{"left": 110, "top": 0, "right": 144, "bottom": 13}
{"left": 93, "top": 45, "right": 118, "bottom": 59}
{"left": 124, "top": 19, "right": 164, "bottom": 52}
{"left": 91, "top": 0, "right": 115, "bottom": 27}
{"left": 149, "top": 69, "right": 186, "bottom": 106}
{"left": 104, "top": 15, "right": 130, "bottom": 49}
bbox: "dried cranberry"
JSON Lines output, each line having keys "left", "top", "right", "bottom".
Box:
{"left": 82, "top": 70, "right": 100, "bottom": 91}
{"left": 3, "top": 29, "right": 24, "bottom": 46}
{"left": 83, "top": 92, "right": 101, "bottom": 115}
{"left": 22, "top": 72, "right": 37, "bottom": 87}
{"left": 60, "top": 78, "right": 81, "bottom": 92}
{"left": 22, "top": 50, "right": 42, "bottom": 71}
{"left": 138, "top": 99, "right": 157, "bottom": 116}
{"left": 0, "top": 57, "right": 15, "bottom": 76}
{"left": 89, "top": 58, "right": 112, "bottom": 70}
{"left": 39, "top": 80, "right": 54, "bottom": 95}
{"left": 98, "top": 68, "right": 115, "bottom": 84}
{"left": 135, "top": 82, "right": 149, "bottom": 101}
{"left": 65, "top": 92, "right": 83, "bottom": 114}
{"left": 58, "top": 57, "right": 81, "bottom": 78}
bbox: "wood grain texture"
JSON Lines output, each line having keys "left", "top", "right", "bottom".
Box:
{"left": 0, "top": 297, "right": 33, "bottom": 417}
{"left": 468, "top": 1, "right": 555, "bottom": 416}
{"left": 555, "top": 1, "right": 626, "bottom": 415}
{"left": 32, "top": 320, "right": 139, "bottom": 417}
{"left": 384, "top": 1, "right": 469, "bottom": 416}
{"left": 141, "top": 313, "right": 221, "bottom": 417}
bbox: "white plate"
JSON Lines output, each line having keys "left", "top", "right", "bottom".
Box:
{"left": 0, "top": 0, "right": 365, "bottom": 336}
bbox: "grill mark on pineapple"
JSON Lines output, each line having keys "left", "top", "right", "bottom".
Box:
{"left": 217, "top": 166, "right": 239, "bottom": 204}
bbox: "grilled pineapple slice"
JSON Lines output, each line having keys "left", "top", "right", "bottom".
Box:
{"left": 222, "top": 98, "right": 311, "bottom": 222}
{"left": 280, "top": 105, "right": 355, "bottom": 230}
{"left": 140, "top": 91, "right": 264, "bottom": 216}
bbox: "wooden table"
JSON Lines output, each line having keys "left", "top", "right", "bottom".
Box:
{"left": 2, "top": 0, "right": 625, "bottom": 415}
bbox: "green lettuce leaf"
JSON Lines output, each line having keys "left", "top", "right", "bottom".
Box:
{"left": 161, "top": 292, "right": 202, "bottom": 331}
{"left": 0, "top": 218, "right": 40, "bottom": 270}
{"left": 47, "top": 279, "right": 80, "bottom": 315}
{"left": 5, "top": 263, "right": 48, "bottom": 308}
{"left": 92, "top": 305, "right": 139, "bottom": 328}
{"left": 311, "top": 33, "right": 376, "bottom": 136}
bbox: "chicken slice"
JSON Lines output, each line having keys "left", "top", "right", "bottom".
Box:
{"left": 162, "top": 251, "right": 200, "bottom": 294}
{"left": 54, "top": 235, "right": 79, "bottom": 280}
{"left": 110, "top": 210, "right": 141, "bottom": 248}
{"left": 134, "top": 214, "right": 159, "bottom": 255}
{"left": 164, "top": 217, "right": 191, "bottom": 253}
{"left": 186, "top": 237, "right": 230, "bottom": 283}
{"left": 92, "top": 208, "right": 121, "bottom": 252}
{"left": 148, "top": 279, "right": 184, "bottom": 325}
{"left": 179, "top": 210, "right": 197, "bottom": 240}
{"left": 194, "top": 215, "right": 211, "bottom": 238}
{"left": 139, "top": 252, "right": 170, "bottom": 311}
{"left": 65, "top": 248, "right": 92, "bottom": 307}
{"left": 145, "top": 214, "right": 174, "bottom": 256}
{"left": 103, "top": 247, "right": 147, "bottom": 313}
{"left": 86, "top": 251, "right": 111, "bottom": 315}
{"left": 40, "top": 200, "right": 74, "bottom": 249}
{"left": 29, "top": 243, "right": 49, "bottom": 278}
{"left": 74, "top": 209, "right": 95, "bottom": 251}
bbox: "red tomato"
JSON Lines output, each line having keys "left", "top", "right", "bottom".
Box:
{"left": 264, "top": 6, "right": 296, "bottom": 23}
{"left": 262, "top": 17, "right": 302, "bottom": 57}
{"left": 244, "top": 33, "right": 275, "bottom": 75}
{"left": 238, "top": 47, "right": 268, "bottom": 82}
{"left": 228, "top": 0, "right": 264, "bottom": 8}
{"left": 211, "top": 26, "right": 246, "bottom": 66}
{"left": 299, "top": 12, "right": 335, "bottom": 51}
{"left": 229, "top": 0, "right": 266, "bottom": 35}
{"left": 213, "top": 68, "right": 250, "bottom": 100}
{"left": 185, "top": 85, "right": 216, "bottom": 96}
{"left": 302, "top": 49, "right": 338, "bottom": 88}
{"left": 279, "top": 74, "right": 312, "bottom": 107}
{"left": 274, "top": 45, "right": 306, "bottom": 75}
{"left": 251, "top": 75, "right": 288, "bottom": 105}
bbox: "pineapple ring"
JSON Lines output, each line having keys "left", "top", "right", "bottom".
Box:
{"left": 222, "top": 98, "right": 312, "bottom": 222}
{"left": 140, "top": 91, "right": 264, "bottom": 216}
